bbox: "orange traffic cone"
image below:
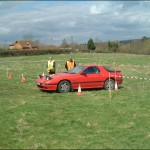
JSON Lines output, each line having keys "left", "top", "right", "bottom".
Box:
{"left": 115, "top": 81, "right": 118, "bottom": 91}
{"left": 77, "top": 84, "right": 83, "bottom": 96}
{"left": 9, "top": 72, "right": 13, "bottom": 79}
{"left": 22, "top": 74, "right": 25, "bottom": 83}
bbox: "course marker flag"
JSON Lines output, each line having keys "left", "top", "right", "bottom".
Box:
{"left": 9, "top": 72, "right": 13, "bottom": 79}
{"left": 22, "top": 74, "right": 25, "bottom": 83}
{"left": 77, "top": 84, "right": 83, "bottom": 96}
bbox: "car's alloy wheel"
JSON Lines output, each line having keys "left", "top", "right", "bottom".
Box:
{"left": 104, "top": 79, "right": 115, "bottom": 90}
{"left": 57, "top": 80, "right": 71, "bottom": 93}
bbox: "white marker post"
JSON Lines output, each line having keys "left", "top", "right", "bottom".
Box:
{"left": 57, "top": 65, "right": 60, "bottom": 74}
{"left": 7, "top": 67, "right": 8, "bottom": 78}
{"left": 109, "top": 72, "right": 111, "bottom": 100}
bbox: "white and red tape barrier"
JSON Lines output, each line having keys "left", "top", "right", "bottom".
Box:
{"left": 110, "top": 75, "right": 150, "bottom": 81}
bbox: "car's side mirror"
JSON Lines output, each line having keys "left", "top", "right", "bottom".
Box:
{"left": 81, "top": 71, "right": 86, "bottom": 75}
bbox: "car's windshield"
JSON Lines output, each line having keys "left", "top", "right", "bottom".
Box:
{"left": 67, "top": 66, "right": 86, "bottom": 74}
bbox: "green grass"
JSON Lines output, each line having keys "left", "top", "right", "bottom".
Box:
{"left": 0, "top": 53, "right": 150, "bottom": 149}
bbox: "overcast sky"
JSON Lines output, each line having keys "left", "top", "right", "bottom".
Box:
{"left": 0, "top": 1, "right": 150, "bottom": 45}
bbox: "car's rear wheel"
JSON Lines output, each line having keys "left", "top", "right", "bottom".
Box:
{"left": 104, "top": 79, "right": 115, "bottom": 90}
{"left": 57, "top": 80, "right": 71, "bottom": 93}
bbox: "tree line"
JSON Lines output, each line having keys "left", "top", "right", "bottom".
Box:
{"left": 0, "top": 36, "right": 150, "bottom": 55}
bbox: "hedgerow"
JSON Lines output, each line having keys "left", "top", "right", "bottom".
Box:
{"left": 0, "top": 49, "right": 75, "bottom": 57}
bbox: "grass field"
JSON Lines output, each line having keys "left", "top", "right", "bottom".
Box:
{"left": 0, "top": 53, "right": 150, "bottom": 149}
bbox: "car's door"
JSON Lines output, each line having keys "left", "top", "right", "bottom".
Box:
{"left": 78, "top": 66, "right": 104, "bottom": 88}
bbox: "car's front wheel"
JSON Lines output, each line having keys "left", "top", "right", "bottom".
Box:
{"left": 57, "top": 80, "right": 71, "bottom": 93}
{"left": 104, "top": 79, "right": 115, "bottom": 90}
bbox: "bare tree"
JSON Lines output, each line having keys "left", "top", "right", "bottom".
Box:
{"left": 34, "top": 40, "right": 41, "bottom": 46}
{"left": 23, "top": 34, "right": 34, "bottom": 40}
{"left": 60, "top": 39, "right": 69, "bottom": 48}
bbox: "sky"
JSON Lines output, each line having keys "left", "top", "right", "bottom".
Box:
{"left": 0, "top": 1, "right": 150, "bottom": 45}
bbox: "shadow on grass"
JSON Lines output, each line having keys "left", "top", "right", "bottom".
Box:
{"left": 118, "top": 85, "right": 124, "bottom": 89}
{"left": 39, "top": 86, "right": 124, "bottom": 94}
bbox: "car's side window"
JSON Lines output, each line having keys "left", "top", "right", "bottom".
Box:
{"left": 94, "top": 66, "right": 100, "bottom": 73}
{"left": 85, "top": 66, "right": 100, "bottom": 74}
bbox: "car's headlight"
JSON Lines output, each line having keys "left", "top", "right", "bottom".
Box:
{"left": 45, "top": 76, "right": 52, "bottom": 81}
{"left": 36, "top": 82, "right": 41, "bottom": 86}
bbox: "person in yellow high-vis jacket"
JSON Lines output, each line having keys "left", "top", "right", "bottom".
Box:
{"left": 46, "top": 56, "right": 56, "bottom": 75}
{"left": 65, "top": 56, "right": 76, "bottom": 71}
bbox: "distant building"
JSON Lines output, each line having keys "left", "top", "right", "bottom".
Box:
{"left": 9, "top": 40, "right": 38, "bottom": 50}
{"left": 9, "top": 40, "right": 57, "bottom": 50}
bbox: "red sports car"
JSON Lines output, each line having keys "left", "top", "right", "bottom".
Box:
{"left": 36, "top": 65, "right": 123, "bottom": 93}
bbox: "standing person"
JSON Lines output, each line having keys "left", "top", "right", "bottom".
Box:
{"left": 47, "top": 56, "right": 56, "bottom": 75}
{"left": 65, "top": 56, "right": 76, "bottom": 71}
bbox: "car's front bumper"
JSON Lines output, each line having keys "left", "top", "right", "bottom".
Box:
{"left": 36, "top": 82, "right": 57, "bottom": 91}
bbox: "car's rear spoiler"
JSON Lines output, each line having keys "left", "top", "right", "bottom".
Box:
{"left": 103, "top": 66, "right": 121, "bottom": 72}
